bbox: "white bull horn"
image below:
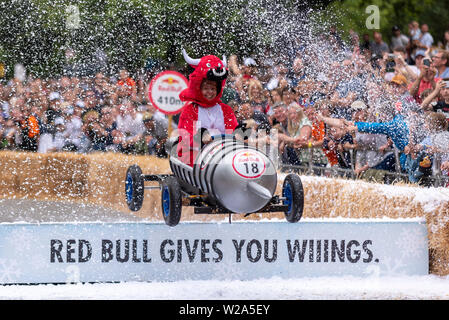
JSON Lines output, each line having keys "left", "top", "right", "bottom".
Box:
{"left": 182, "top": 48, "right": 200, "bottom": 66}
{"left": 222, "top": 55, "right": 227, "bottom": 68}
{"left": 212, "top": 67, "right": 226, "bottom": 77}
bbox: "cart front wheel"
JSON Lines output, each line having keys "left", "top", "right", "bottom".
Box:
{"left": 125, "top": 165, "right": 144, "bottom": 211}
{"left": 282, "top": 174, "right": 304, "bottom": 223}
{"left": 161, "top": 176, "right": 182, "bottom": 227}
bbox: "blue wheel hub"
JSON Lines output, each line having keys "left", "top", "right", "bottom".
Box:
{"left": 125, "top": 173, "right": 133, "bottom": 204}
{"left": 283, "top": 182, "right": 293, "bottom": 214}
{"left": 162, "top": 186, "right": 170, "bottom": 217}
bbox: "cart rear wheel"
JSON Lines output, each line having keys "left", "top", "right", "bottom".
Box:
{"left": 282, "top": 174, "right": 304, "bottom": 223}
{"left": 125, "top": 165, "right": 144, "bottom": 211}
{"left": 161, "top": 176, "right": 182, "bottom": 227}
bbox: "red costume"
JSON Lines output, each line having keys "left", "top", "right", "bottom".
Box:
{"left": 177, "top": 50, "right": 238, "bottom": 166}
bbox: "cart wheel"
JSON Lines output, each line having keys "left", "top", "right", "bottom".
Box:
{"left": 282, "top": 174, "right": 304, "bottom": 223}
{"left": 125, "top": 165, "right": 144, "bottom": 211}
{"left": 161, "top": 176, "right": 182, "bottom": 227}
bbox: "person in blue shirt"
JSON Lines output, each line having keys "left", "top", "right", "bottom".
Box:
{"left": 318, "top": 74, "right": 420, "bottom": 171}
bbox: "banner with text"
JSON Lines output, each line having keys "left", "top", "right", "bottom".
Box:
{"left": 0, "top": 220, "right": 428, "bottom": 284}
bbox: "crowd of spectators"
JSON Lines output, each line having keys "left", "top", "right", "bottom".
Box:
{"left": 1, "top": 20, "right": 449, "bottom": 187}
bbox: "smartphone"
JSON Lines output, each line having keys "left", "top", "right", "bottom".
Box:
{"left": 443, "top": 78, "right": 449, "bottom": 88}
{"left": 423, "top": 59, "right": 431, "bottom": 67}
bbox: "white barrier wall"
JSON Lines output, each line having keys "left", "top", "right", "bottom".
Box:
{"left": 0, "top": 220, "right": 428, "bottom": 284}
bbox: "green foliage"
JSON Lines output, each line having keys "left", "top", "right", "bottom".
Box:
{"left": 325, "top": 0, "right": 449, "bottom": 45}
{"left": 1, "top": 0, "right": 448, "bottom": 79}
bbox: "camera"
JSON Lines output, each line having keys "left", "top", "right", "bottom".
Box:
{"left": 423, "top": 58, "right": 431, "bottom": 67}
{"left": 385, "top": 55, "right": 396, "bottom": 73}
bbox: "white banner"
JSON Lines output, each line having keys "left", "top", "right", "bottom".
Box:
{"left": 0, "top": 220, "right": 428, "bottom": 284}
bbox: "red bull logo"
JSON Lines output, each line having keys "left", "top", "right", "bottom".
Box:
{"left": 162, "top": 77, "right": 180, "bottom": 85}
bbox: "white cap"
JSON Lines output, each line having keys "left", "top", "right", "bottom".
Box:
{"left": 351, "top": 100, "right": 367, "bottom": 110}
{"left": 75, "top": 100, "right": 85, "bottom": 108}
{"left": 54, "top": 117, "right": 65, "bottom": 125}
{"left": 244, "top": 57, "right": 257, "bottom": 67}
{"left": 49, "top": 92, "right": 61, "bottom": 101}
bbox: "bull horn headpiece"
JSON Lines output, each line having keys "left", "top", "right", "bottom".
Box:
{"left": 182, "top": 48, "right": 200, "bottom": 66}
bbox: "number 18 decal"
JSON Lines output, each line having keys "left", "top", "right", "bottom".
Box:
{"left": 232, "top": 150, "right": 266, "bottom": 179}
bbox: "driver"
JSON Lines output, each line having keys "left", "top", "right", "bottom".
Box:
{"left": 177, "top": 50, "right": 238, "bottom": 166}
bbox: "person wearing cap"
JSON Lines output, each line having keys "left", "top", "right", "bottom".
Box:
{"left": 46, "top": 91, "right": 63, "bottom": 124}
{"left": 228, "top": 55, "right": 258, "bottom": 99}
{"left": 62, "top": 102, "right": 83, "bottom": 152}
{"left": 350, "top": 100, "right": 396, "bottom": 177}
{"left": 414, "top": 49, "right": 427, "bottom": 69}
{"left": 37, "top": 116, "right": 67, "bottom": 153}
{"left": 391, "top": 26, "right": 410, "bottom": 52}
{"left": 318, "top": 76, "right": 419, "bottom": 171}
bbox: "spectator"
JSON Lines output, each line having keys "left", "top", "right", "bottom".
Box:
{"left": 268, "top": 88, "right": 283, "bottom": 111}
{"left": 141, "top": 111, "right": 168, "bottom": 157}
{"left": 266, "top": 63, "right": 291, "bottom": 91}
{"left": 61, "top": 102, "right": 83, "bottom": 151}
{"left": 409, "top": 21, "right": 422, "bottom": 42}
{"left": 278, "top": 106, "right": 312, "bottom": 166}
{"left": 405, "top": 112, "right": 448, "bottom": 186}
{"left": 320, "top": 75, "right": 416, "bottom": 171}
{"left": 350, "top": 101, "right": 395, "bottom": 178}
{"left": 421, "top": 79, "right": 449, "bottom": 127}
{"left": 391, "top": 26, "right": 410, "bottom": 51}
{"left": 247, "top": 79, "right": 269, "bottom": 114}
{"left": 114, "top": 100, "right": 145, "bottom": 154}
{"left": 83, "top": 89, "right": 101, "bottom": 111}
{"left": 117, "top": 69, "right": 137, "bottom": 98}
{"left": 323, "top": 122, "right": 354, "bottom": 171}
{"left": 38, "top": 116, "right": 67, "bottom": 153}
{"left": 290, "top": 57, "right": 307, "bottom": 88}
{"left": 414, "top": 49, "right": 427, "bottom": 69}
{"left": 389, "top": 46, "right": 420, "bottom": 82}
{"left": 19, "top": 104, "right": 40, "bottom": 152}
{"left": 229, "top": 55, "right": 258, "bottom": 101}
{"left": 432, "top": 50, "right": 449, "bottom": 79}
{"left": 269, "top": 103, "right": 288, "bottom": 133}
{"left": 409, "top": 62, "right": 437, "bottom": 104}
{"left": 360, "top": 33, "right": 371, "bottom": 54}
{"left": 416, "top": 24, "right": 434, "bottom": 52}
{"left": 443, "top": 30, "right": 449, "bottom": 51}
{"left": 370, "top": 31, "right": 390, "bottom": 57}
{"left": 301, "top": 102, "right": 330, "bottom": 173}
{"left": 281, "top": 86, "right": 300, "bottom": 109}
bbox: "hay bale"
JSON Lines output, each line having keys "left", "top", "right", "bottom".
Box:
{"left": 1, "top": 151, "right": 449, "bottom": 275}
{"left": 45, "top": 152, "right": 89, "bottom": 200}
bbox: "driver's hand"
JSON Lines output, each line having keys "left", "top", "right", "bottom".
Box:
{"left": 202, "top": 132, "right": 212, "bottom": 145}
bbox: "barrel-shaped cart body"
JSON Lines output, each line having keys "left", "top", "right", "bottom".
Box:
{"left": 169, "top": 137, "right": 277, "bottom": 213}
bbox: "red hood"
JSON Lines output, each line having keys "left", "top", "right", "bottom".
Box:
{"left": 179, "top": 52, "right": 228, "bottom": 108}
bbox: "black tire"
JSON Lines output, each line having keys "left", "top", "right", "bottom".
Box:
{"left": 282, "top": 174, "right": 304, "bottom": 223}
{"left": 125, "top": 165, "right": 144, "bottom": 211}
{"left": 161, "top": 176, "right": 182, "bottom": 227}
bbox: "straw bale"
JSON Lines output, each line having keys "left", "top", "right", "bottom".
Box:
{"left": 1, "top": 151, "right": 449, "bottom": 274}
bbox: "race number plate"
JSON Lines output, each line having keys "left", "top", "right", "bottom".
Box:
{"left": 232, "top": 150, "right": 266, "bottom": 179}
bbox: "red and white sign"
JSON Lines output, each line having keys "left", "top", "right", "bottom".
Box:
{"left": 148, "top": 71, "right": 188, "bottom": 115}
{"left": 232, "top": 150, "right": 266, "bottom": 179}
